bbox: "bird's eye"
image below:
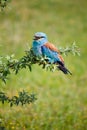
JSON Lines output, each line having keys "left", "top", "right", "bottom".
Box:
{"left": 33, "top": 36, "right": 40, "bottom": 40}
{"left": 40, "top": 36, "right": 44, "bottom": 38}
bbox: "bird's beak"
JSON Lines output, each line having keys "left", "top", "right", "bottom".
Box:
{"left": 33, "top": 36, "right": 39, "bottom": 40}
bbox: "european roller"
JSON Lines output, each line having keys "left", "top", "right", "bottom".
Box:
{"left": 32, "top": 32, "right": 72, "bottom": 75}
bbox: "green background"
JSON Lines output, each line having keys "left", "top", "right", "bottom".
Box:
{"left": 0, "top": 0, "right": 87, "bottom": 129}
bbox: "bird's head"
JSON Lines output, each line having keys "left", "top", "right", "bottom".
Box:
{"left": 33, "top": 32, "right": 47, "bottom": 41}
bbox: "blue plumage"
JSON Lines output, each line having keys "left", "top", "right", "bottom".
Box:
{"left": 32, "top": 32, "right": 72, "bottom": 74}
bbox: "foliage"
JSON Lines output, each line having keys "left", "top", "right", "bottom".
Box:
{"left": 0, "top": 42, "right": 80, "bottom": 83}
{"left": 0, "top": 0, "right": 11, "bottom": 10}
{"left": 0, "top": 42, "right": 80, "bottom": 107}
{"left": 0, "top": 90, "right": 37, "bottom": 107}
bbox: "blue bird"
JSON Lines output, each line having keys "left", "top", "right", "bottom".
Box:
{"left": 32, "top": 32, "right": 72, "bottom": 74}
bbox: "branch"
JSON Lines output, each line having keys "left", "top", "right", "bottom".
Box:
{"left": 0, "top": 90, "right": 37, "bottom": 107}
{"left": 59, "top": 42, "right": 80, "bottom": 56}
{"left": 0, "top": 42, "right": 80, "bottom": 83}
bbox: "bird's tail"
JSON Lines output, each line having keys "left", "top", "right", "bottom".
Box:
{"left": 58, "top": 65, "right": 72, "bottom": 75}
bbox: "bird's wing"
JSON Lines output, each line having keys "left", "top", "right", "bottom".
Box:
{"left": 44, "top": 42, "right": 60, "bottom": 53}
{"left": 42, "top": 42, "right": 64, "bottom": 64}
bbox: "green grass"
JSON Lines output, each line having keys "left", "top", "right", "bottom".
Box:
{"left": 0, "top": 0, "right": 87, "bottom": 129}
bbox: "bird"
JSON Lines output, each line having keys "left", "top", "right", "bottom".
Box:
{"left": 32, "top": 32, "right": 72, "bottom": 75}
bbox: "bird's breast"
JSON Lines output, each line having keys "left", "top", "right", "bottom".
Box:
{"left": 33, "top": 46, "right": 42, "bottom": 56}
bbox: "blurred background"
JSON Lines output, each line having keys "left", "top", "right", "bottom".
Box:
{"left": 0, "top": 0, "right": 87, "bottom": 129}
